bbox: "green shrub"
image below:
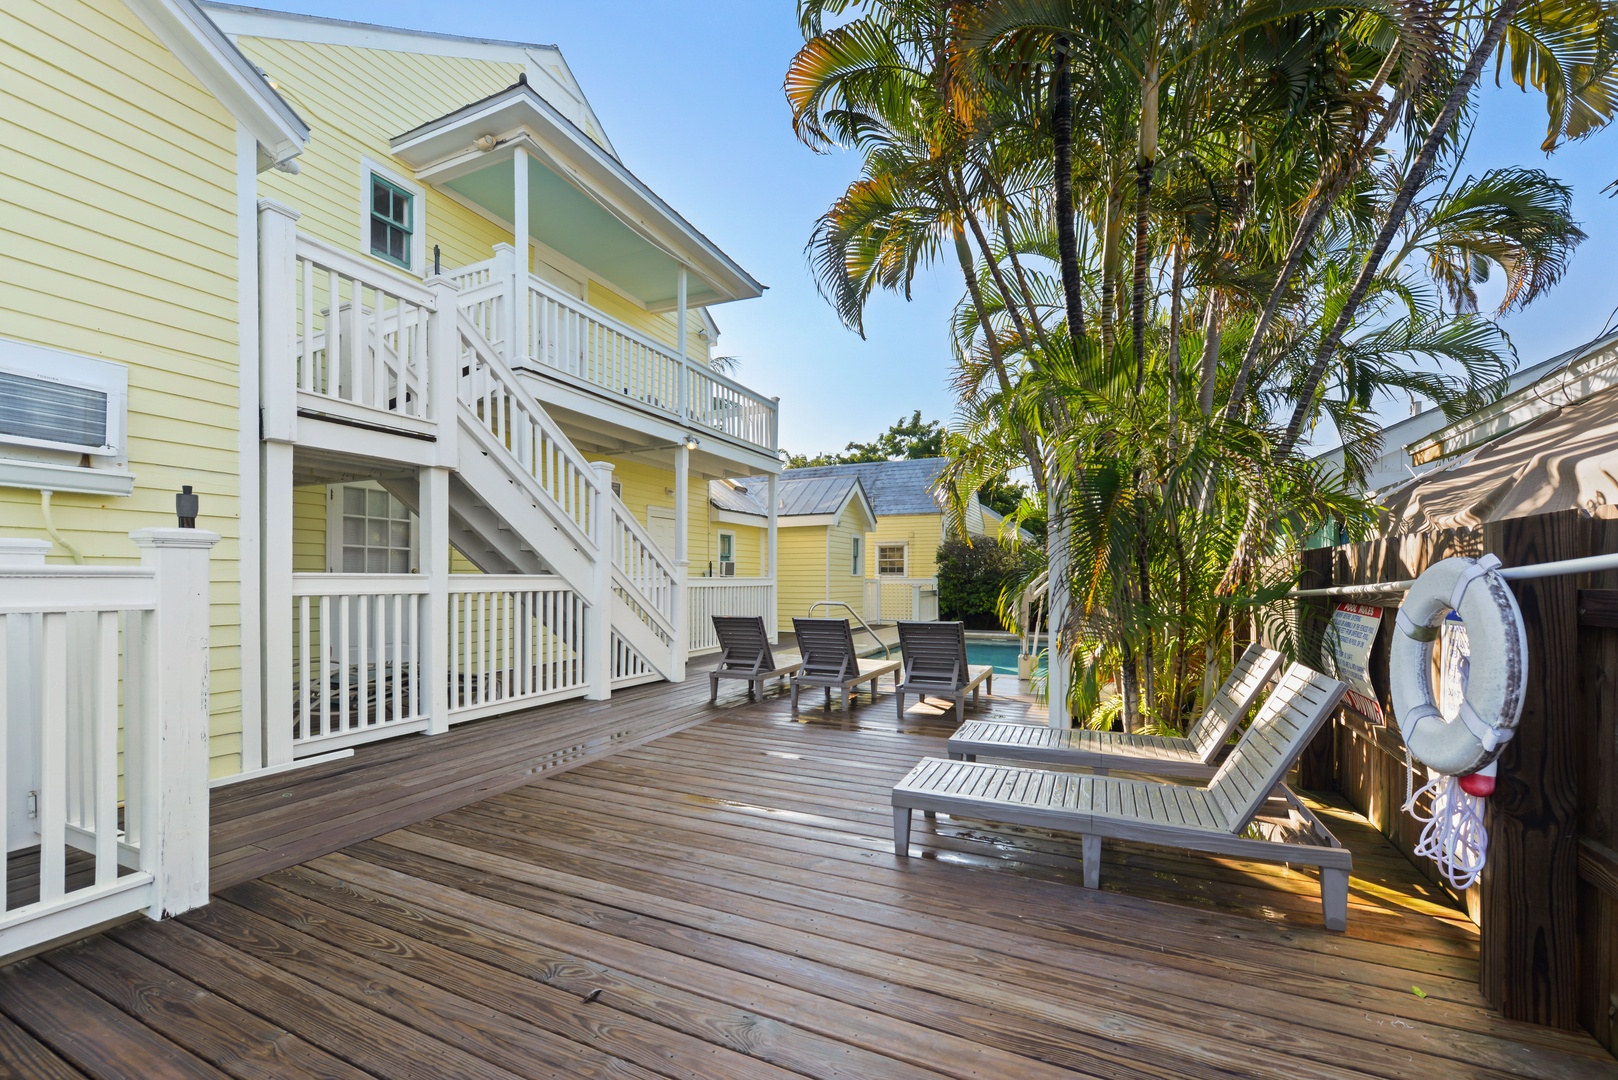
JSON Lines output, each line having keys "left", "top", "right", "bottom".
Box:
{"left": 936, "top": 537, "right": 1032, "bottom": 629}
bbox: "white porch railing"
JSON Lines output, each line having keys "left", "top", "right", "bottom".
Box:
{"left": 452, "top": 255, "right": 778, "bottom": 455}
{"left": 688, "top": 578, "right": 776, "bottom": 654}
{"left": 0, "top": 531, "right": 216, "bottom": 960}
{"left": 291, "top": 574, "right": 430, "bottom": 755}
{"left": 865, "top": 577, "right": 940, "bottom": 624}
{"left": 293, "top": 233, "right": 438, "bottom": 428}
{"left": 458, "top": 319, "right": 601, "bottom": 552}
{"left": 608, "top": 497, "right": 678, "bottom": 642}
{"left": 449, "top": 577, "right": 586, "bottom": 723}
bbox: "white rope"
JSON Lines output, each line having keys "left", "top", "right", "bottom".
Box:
{"left": 1402, "top": 768, "right": 1489, "bottom": 890}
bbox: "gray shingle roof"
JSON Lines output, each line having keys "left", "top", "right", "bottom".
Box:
{"left": 776, "top": 458, "right": 947, "bottom": 516}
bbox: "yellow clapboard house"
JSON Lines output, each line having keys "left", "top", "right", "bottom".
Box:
{"left": 1, "top": 0, "right": 782, "bottom": 789}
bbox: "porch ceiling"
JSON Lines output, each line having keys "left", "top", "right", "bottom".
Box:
{"left": 390, "top": 81, "right": 763, "bottom": 312}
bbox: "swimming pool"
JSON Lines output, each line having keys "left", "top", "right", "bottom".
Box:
{"left": 964, "top": 640, "right": 1045, "bottom": 676}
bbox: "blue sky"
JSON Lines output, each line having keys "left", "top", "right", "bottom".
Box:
{"left": 253, "top": 1, "right": 1618, "bottom": 457}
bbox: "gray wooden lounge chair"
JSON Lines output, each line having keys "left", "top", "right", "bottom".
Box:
{"left": 947, "top": 642, "right": 1284, "bottom": 778}
{"left": 894, "top": 620, "right": 994, "bottom": 723}
{"left": 709, "top": 615, "right": 800, "bottom": 703}
{"left": 893, "top": 664, "right": 1353, "bottom": 930}
{"left": 790, "top": 617, "right": 901, "bottom": 715}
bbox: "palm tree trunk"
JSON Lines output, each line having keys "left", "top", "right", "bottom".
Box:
{"left": 1052, "top": 38, "right": 1086, "bottom": 343}
{"left": 1132, "top": 66, "right": 1160, "bottom": 393}
{"left": 960, "top": 186, "right": 1040, "bottom": 363}
{"left": 1224, "top": 85, "right": 1408, "bottom": 415}
{"left": 1100, "top": 182, "right": 1125, "bottom": 355}
{"left": 1197, "top": 291, "right": 1223, "bottom": 416}
{"left": 953, "top": 225, "right": 1048, "bottom": 490}
{"left": 1279, "top": 1, "right": 1523, "bottom": 455}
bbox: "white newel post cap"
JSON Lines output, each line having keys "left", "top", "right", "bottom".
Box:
{"left": 0, "top": 539, "right": 52, "bottom": 566}
{"left": 257, "top": 197, "right": 301, "bottom": 223}
{"left": 130, "top": 528, "right": 223, "bottom": 551}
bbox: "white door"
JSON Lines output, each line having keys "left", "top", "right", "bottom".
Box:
{"left": 645, "top": 505, "right": 677, "bottom": 560}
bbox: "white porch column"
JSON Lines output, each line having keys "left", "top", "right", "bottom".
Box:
{"left": 261, "top": 442, "right": 294, "bottom": 765}
{"left": 129, "top": 527, "right": 220, "bottom": 919}
{"left": 418, "top": 466, "right": 452, "bottom": 734}
{"left": 511, "top": 147, "right": 530, "bottom": 365}
{"left": 766, "top": 472, "right": 779, "bottom": 642}
{"left": 675, "top": 268, "right": 688, "bottom": 419}
{"left": 587, "top": 461, "right": 615, "bottom": 699}
{"left": 671, "top": 444, "right": 689, "bottom": 681}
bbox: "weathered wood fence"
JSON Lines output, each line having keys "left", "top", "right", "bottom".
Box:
{"left": 1297, "top": 507, "right": 1616, "bottom": 1048}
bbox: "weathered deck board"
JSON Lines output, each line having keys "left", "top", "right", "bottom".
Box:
{"left": 3, "top": 673, "right": 1614, "bottom": 1078}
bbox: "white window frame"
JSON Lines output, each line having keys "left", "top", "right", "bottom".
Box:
{"left": 359, "top": 157, "right": 426, "bottom": 278}
{"left": 0, "top": 338, "right": 127, "bottom": 459}
{"left": 717, "top": 530, "right": 736, "bottom": 577}
{"left": 850, "top": 535, "right": 863, "bottom": 577}
{"left": 326, "top": 481, "right": 418, "bottom": 574}
{"left": 877, "top": 543, "right": 908, "bottom": 577}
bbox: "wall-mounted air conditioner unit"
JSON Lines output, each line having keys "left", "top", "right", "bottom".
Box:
{"left": 719, "top": 562, "right": 736, "bottom": 577}
{"left": 0, "top": 341, "right": 127, "bottom": 458}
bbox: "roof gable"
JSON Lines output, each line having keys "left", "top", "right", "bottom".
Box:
{"left": 781, "top": 458, "right": 947, "bottom": 516}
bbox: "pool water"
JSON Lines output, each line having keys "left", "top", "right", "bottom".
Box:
{"left": 965, "top": 641, "right": 1045, "bottom": 676}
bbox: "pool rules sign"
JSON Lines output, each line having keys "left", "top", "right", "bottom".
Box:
{"left": 1326, "top": 602, "right": 1384, "bottom": 723}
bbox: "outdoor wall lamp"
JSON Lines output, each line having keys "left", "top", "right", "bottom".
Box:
{"left": 683, "top": 435, "right": 700, "bottom": 451}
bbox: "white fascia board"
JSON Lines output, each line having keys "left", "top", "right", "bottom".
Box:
{"left": 712, "top": 508, "right": 767, "bottom": 528}
{"left": 0, "top": 459, "right": 136, "bottom": 497}
{"left": 393, "top": 86, "right": 764, "bottom": 303}
{"left": 127, "top": 0, "right": 308, "bottom": 168}
{"left": 1408, "top": 336, "right": 1618, "bottom": 461}
{"left": 831, "top": 485, "right": 878, "bottom": 531}
{"left": 779, "top": 513, "right": 838, "bottom": 528}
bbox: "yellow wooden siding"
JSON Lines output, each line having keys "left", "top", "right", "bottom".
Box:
{"left": 774, "top": 525, "right": 827, "bottom": 633}
{"left": 0, "top": 0, "right": 246, "bottom": 777}
{"left": 698, "top": 520, "right": 764, "bottom": 581}
{"left": 824, "top": 518, "right": 866, "bottom": 615}
{"left": 292, "top": 486, "right": 327, "bottom": 572}
{"left": 864, "top": 513, "right": 945, "bottom": 580}
{"left": 586, "top": 282, "right": 711, "bottom": 367}
{"left": 238, "top": 36, "right": 518, "bottom": 272}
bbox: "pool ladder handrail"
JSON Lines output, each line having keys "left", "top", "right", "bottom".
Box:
{"left": 806, "top": 600, "right": 896, "bottom": 660}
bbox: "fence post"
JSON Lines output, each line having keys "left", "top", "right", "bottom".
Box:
{"left": 491, "top": 243, "right": 518, "bottom": 365}
{"left": 1296, "top": 545, "right": 1336, "bottom": 790}
{"left": 588, "top": 462, "right": 615, "bottom": 699}
{"left": 128, "top": 528, "right": 219, "bottom": 919}
{"left": 1479, "top": 510, "right": 1583, "bottom": 1027}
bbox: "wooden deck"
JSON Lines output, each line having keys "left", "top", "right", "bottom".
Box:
{"left": 2, "top": 673, "right": 1615, "bottom": 1078}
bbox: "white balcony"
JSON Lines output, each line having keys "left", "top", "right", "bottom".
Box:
{"left": 451, "top": 251, "right": 779, "bottom": 461}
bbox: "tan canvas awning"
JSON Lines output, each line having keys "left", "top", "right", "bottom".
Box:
{"left": 1379, "top": 381, "right": 1618, "bottom": 533}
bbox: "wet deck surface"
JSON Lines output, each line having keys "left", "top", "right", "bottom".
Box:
{"left": 2, "top": 674, "right": 1614, "bottom": 1078}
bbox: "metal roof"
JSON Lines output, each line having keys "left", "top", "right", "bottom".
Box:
{"left": 708, "top": 474, "right": 873, "bottom": 520}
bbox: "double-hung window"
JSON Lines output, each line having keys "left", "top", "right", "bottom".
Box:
{"left": 718, "top": 531, "right": 736, "bottom": 576}
{"left": 369, "top": 175, "right": 413, "bottom": 269}
{"left": 877, "top": 544, "right": 907, "bottom": 577}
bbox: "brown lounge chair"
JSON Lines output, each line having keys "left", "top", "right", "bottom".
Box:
{"left": 893, "top": 664, "right": 1353, "bottom": 930}
{"left": 789, "top": 617, "right": 901, "bottom": 714}
{"left": 709, "top": 615, "right": 800, "bottom": 703}
{"left": 893, "top": 620, "right": 995, "bottom": 723}
{"left": 947, "top": 642, "right": 1283, "bottom": 778}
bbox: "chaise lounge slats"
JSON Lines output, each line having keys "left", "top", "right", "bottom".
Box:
{"left": 893, "top": 620, "right": 994, "bottom": 723}
{"left": 709, "top": 615, "right": 800, "bottom": 703}
{"left": 947, "top": 642, "right": 1283, "bottom": 777}
{"left": 790, "top": 617, "right": 901, "bottom": 714}
{"left": 893, "top": 663, "right": 1353, "bottom": 929}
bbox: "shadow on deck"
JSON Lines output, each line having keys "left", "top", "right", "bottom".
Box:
{"left": 1, "top": 674, "right": 1613, "bottom": 1078}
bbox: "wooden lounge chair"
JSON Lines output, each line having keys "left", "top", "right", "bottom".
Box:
{"left": 947, "top": 642, "right": 1284, "bottom": 778}
{"left": 790, "top": 617, "right": 901, "bottom": 715}
{"left": 893, "top": 664, "right": 1353, "bottom": 930}
{"left": 709, "top": 615, "right": 800, "bottom": 703}
{"left": 894, "top": 620, "right": 995, "bottom": 723}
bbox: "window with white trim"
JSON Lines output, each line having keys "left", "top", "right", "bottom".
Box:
{"left": 717, "top": 531, "right": 736, "bottom": 576}
{"left": 360, "top": 159, "right": 425, "bottom": 276}
{"left": 877, "top": 543, "right": 907, "bottom": 577}
{"left": 330, "top": 483, "right": 416, "bottom": 573}
{"left": 850, "top": 536, "right": 863, "bottom": 577}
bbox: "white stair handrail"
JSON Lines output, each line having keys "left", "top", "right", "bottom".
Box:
{"left": 608, "top": 495, "right": 678, "bottom": 639}
{"left": 456, "top": 315, "right": 601, "bottom": 553}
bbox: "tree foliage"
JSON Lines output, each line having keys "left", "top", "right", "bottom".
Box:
{"left": 936, "top": 536, "right": 1038, "bottom": 628}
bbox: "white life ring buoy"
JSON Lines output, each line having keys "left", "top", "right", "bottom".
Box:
{"left": 1388, "top": 554, "right": 1527, "bottom": 777}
